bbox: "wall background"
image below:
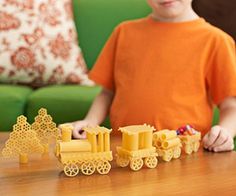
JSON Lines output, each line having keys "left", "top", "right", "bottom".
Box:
{"left": 193, "top": 0, "right": 236, "bottom": 41}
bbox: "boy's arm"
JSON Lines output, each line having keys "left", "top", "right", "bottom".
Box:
{"left": 218, "top": 97, "right": 236, "bottom": 137}
{"left": 84, "top": 88, "right": 114, "bottom": 125}
{"left": 60, "top": 88, "right": 114, "bottom": 138}
{"left": 203, "top": 97, "right": 236, "bottom": 152}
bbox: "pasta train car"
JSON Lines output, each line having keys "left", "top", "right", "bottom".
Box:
{"left": 152, "top": 130, "right": 182, "bottom": 162}
{"left": 55, "top": 125, "right": 113, "bottom": 177}
{"left": 116, "top": 124, "right": 158, "bottom": 171}
{"left": 177, "top": 125, "right": 201, "bottom": 154}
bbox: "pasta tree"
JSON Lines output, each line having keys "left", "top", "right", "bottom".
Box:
{"left": 2, "top": 115, "right": 44, "bottom": 164}
{"left": 31, "top": 108, "right": 59, "bottom": 153}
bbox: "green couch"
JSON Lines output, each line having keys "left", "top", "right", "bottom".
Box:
{"left": 0, "top": 0, "right": 234, "bottom": 149}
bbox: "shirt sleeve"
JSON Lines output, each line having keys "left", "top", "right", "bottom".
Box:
{"left": 206, "top": 34, "right": 236, "bottom": 105}
{"left": 88, "top": 25, "right": 121, "bottom": 91}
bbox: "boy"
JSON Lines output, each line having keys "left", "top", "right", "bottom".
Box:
{"left": 63, "top": 0, "right": 236, "bottom": 152}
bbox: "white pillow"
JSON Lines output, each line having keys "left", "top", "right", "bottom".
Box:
{"left": 0, "top": 0, "right": 93, "bottom": 86}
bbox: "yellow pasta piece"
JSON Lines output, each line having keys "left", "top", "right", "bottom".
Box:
{"left": 160, "top": 130, "right": 177, "bottom": 141}
{"left": 59, "top": 140, "right": 91, "bottom": 152}
{"left": 162, "top": 138, "right": 181, "bottom": 149}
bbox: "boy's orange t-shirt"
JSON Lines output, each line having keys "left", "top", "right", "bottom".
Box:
{"left": 89, "top": 16, "right": 236, "bottom": 135}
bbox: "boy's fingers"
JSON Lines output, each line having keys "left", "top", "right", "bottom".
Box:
{"left": 203, "top": 126, "right": 221, "bottom": 148}
{"left": 208, "top": 130, "right": 228, "bottom": 149}
{"left": 79, "top": 131, "right": 87, "bottom": 139}
{"left": 73, "top": 124, "right": 83, "bottom": 131}
{"left": 213, "top": 139, "right": 234, "bottom": 152}
{"left": 202, "top": 133, "right": 209, "bottom": 148}
{"left": 73, "top": 129, "right": 86, "bottom": 139}
{"left": 72, "top": 130, "right": 80, "bottom": 138}
{"left": 73, "top": 123, "right": 88, "bottom": 139}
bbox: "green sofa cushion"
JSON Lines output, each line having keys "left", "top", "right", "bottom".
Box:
{"left": 26, "top": 85, "right": 109, "bottom": 125}
{"left": 234, "top": 137, "right": 236, "bottom": 148}
{"left": 0, "top": 85, "right": 32, "bottom": 131}
{"left": 212, "top": 108, "right": 219, "bottom": 126}
{"left": 73, "top": 0, "right": 151, "bottom": 69}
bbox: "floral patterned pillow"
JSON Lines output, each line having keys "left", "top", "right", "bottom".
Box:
{"left": 0, "top": 0, "right": 93, "bottom": 86}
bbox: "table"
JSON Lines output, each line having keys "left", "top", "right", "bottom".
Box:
{"left": 1, "top": 132, "right": 236, "bottom": 196}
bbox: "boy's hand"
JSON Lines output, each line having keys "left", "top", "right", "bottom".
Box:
{"left": 203, "top": 125, "right": 234, "bottom": 152}
{"left": 59, "top": 120, "right": 96, "bottom": 139}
